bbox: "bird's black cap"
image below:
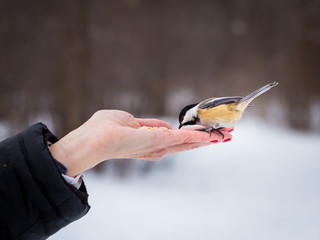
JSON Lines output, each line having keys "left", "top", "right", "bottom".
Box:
{"left": 178, "top": 103, "right": 198, "bottom": 128}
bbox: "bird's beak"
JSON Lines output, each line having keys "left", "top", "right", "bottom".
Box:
{"left": 178, "top": 123, "right": 183, "bottom": 129}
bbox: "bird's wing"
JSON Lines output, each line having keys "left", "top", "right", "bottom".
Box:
{"left": 198, "top": 96, "right": 242, "bottom": 109}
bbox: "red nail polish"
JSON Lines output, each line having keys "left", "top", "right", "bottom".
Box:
{"left": 211, "top": 140, "right": 219, "bottom": 143}
{"left": 228, "top": 128, "right": 234, "bottom": 132}
{"left": 223, "top": 138, "right": 231, "bottom": 142}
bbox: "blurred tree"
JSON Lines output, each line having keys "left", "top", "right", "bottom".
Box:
{"left": 53, "top": 0, "right": 91, "bottom": 135}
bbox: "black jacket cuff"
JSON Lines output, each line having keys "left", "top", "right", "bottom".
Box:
{"left": 0, "top": 123, "right": 90, "bottom": 239}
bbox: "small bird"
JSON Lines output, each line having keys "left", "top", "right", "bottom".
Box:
{"left": 178, "top": 82, "right": 278, "bottom": 137}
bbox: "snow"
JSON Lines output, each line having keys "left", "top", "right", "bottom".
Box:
{"left": 50, "top": 118, "right": 320, "bottom": 240}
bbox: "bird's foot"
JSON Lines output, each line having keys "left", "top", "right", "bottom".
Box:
{"left": 196, "top": 127, "right": 225, "bottom": 139}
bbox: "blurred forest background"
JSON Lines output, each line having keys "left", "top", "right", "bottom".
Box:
{"left": 0, "top": 0, "right": 319, "bottom": 138}
{"left": 2, "top": 2, "right": 320, "bottom": 238}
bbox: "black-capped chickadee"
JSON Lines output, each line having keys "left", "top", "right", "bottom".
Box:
{"left": 178, "top": 82, "right": 278, "bottom": 137}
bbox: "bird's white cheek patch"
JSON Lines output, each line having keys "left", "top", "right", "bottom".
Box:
{"left": 183, "top": 106, "right": 199, "bottom": 124}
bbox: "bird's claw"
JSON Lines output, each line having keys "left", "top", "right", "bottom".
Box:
{"left": 196, "top": 127, "right": 225, "bottom": 139}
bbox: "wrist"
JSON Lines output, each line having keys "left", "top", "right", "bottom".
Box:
{"left": 49, "top": 125, "right": 103, "bottom": 177}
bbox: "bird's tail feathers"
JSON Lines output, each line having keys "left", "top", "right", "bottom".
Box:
{"left": 236, "top": 82, "right": 278, "bottom": 111}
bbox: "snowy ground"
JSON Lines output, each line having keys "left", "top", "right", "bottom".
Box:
{"left": 49, "top": 118, "right": 320, "bottom": 240}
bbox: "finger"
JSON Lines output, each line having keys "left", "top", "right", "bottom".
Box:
{"left": 220, "top": 127, "right": 234, "bottom": 133}
{"left": 134, "top": 125, "right": 232, "bottom": 153}
{"left": 136, "top": 141, "right": 216, "bottom": 161}
{"left": 136, "top": 118, "right": 172, "bottom": 129}
{"left": 168, "top": 128, "right": 233, "bottom": 144}
{"left": 160, "top": 141, "right": 212, "bottom": 156}
{"left": 127, "top": 129, "right": 232, "bottom": 160}
{"left": 178, "top": 126, "right": 234, "bottom": 133}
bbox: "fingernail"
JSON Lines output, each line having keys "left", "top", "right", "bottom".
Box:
{"left": 210, "top": 140, "right": 219, "bottom": 143}
{"left": 228, "top": 129, "right": 234, "bottom": 132}
{"left": 223, "top": 138, "right": 231, "bottom": 142}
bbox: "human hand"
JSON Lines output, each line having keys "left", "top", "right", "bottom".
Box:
{"left": 49, "top": 110, "right": 233, "bottom": 177}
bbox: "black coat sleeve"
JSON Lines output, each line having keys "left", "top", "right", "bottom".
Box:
{"left": 0, "top": 123, "right": 90, "bottom": 240}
